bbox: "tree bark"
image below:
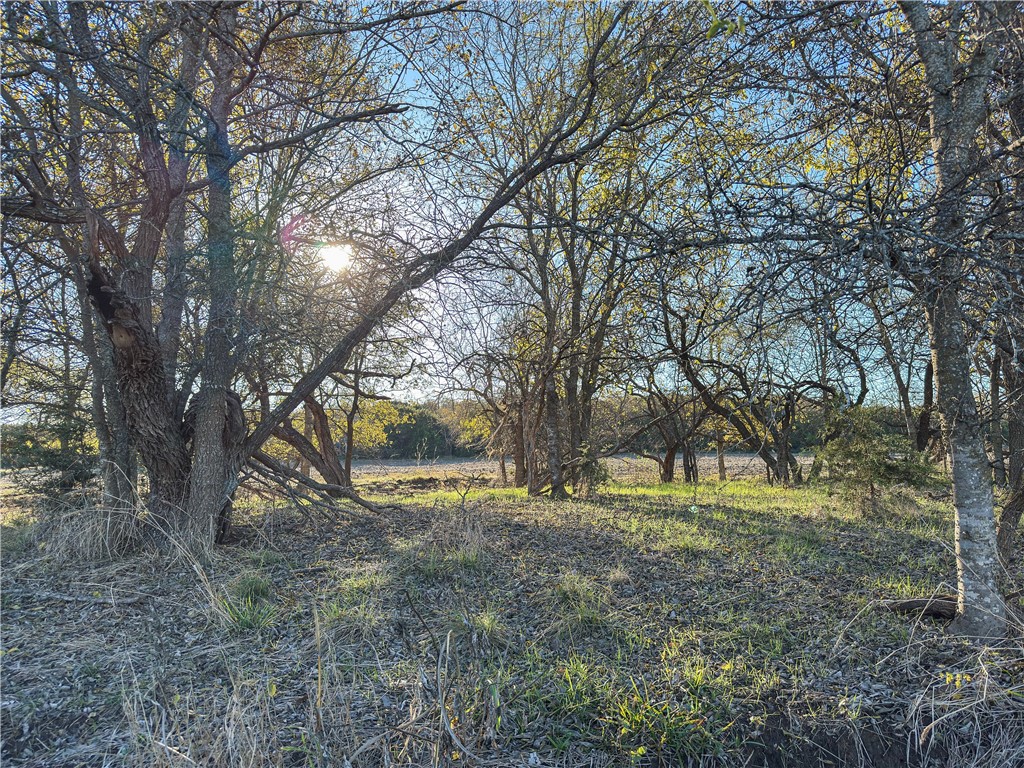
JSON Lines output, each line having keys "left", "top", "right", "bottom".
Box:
{"left": 544, "top": 370, "right": 568, "bottom": 499}
{"left": 187, "top": 15, "right": 240, "bottom": 544}
{"left": 927, "top": 292, "right": 1006, "bottom": 635}
{"left": 661, "top": 444, "right": 677, "bottom": 483}
{"left": 900, "top": 0, "right": 1010, "bottom": 637}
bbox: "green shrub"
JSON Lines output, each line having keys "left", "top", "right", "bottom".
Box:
{"left": 817, "top": 407, "right": 934, "bottom": 504}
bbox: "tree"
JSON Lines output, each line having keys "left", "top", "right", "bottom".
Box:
{"left": 896, "top": 0, "right": 1015, "bottom": 636}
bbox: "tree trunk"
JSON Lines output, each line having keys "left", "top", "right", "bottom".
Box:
{"left": 300, "top": 404, "right": 313, "bottom": 476}
{"left": 187, "top": 36, "right": 239, "bottom": 544}
{"left": 716, "top": 432, "right": 727, "bottom": 481}
{"left": 545, "top": 371, "right": 568, "bottom": 499}
{"left": 900, "top": 0, "right": 1011, "bottom": 636}
{"left": 661, "top": 444, "right": 677, "bottom": 483}
{"left": 916, "top": 360, "right": 935, "bottom": 452}
{"left": 927, "top": 291, "right": 1005, "bottom": 636}
{"left": 681, "top": 443, "right": 698, "bottom": 483}
{"left": 512, "top": 409, "right": 527, "bottom": 487}
{"left": 990, "top": 351, "right": 1006, "bottom": 486}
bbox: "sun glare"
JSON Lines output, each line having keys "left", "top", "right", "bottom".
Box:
{"left": 319, "top": 244, "right": 352, "bottom": 271}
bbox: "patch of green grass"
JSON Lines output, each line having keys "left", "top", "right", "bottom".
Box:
{"left": 554, "top": 570, "right": 608, "bottom": 627}
{"left": 605, "top": 676, "right": 728, "bottom": 763}
{"left": 244, "top": 549, "right": 287, "bottom": 568}
{"left": 551, "top": 652, "right": 612, "bottom": 720}
{"left": 868, "top": 573, "right": 943, "bottom": 599}
{"left": 318, "top": 566, "right": 388, "bottom": 640}
{"left": 412, "top": 545, "right": 452, "bottom": 579}
{"left": 215, "top": 594, "right": 277, "bottom": 631}
{"left": 230, "top": 572, "right": 274, "bottom": 603}
{"left": 772, "top": 527, "right": 825, "bottom": 566}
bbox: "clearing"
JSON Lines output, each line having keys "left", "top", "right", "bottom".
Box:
{"left": 2, "top": 459, "right": 1022, "bottom": 767}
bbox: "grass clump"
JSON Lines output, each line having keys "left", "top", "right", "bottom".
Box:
{"left": 554, "top": 570, "right": 608, "bottom": 627}
{"left": 213, "top": 571, "right": 277, "bottom": 631}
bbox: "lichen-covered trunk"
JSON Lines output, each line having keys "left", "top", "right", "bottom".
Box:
{"left": 927, "top": 291, "right": 1006, "bottom": 636}
{"left": 186, "top": 24, "right": 240, "bottom": 544}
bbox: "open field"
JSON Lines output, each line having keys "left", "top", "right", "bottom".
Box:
{"left": 2, "top": 469, "right": 1022, "bottom": 767}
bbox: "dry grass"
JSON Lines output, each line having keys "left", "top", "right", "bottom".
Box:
{"left": 3, "top": 468, "right": 1023, "bottom": 767}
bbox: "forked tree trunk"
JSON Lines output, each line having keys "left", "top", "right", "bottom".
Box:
{"left": 681, "top": 443, "right": 698, "bottom": 484}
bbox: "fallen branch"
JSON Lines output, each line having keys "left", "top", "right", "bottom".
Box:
{"left": 884, "top": 595, "right": 957, "bottom": 620}
{"left": 247, "top": 451, "right": 399, "bottom": 516}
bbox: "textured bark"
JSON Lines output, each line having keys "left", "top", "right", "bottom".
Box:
{"left": 900, "top": 0, "right": 1011, "bottom": 636}
{"left": 187, "top": 11, "right": 240, "bottom": 543}
{"left": 927, "top": 295, "right": 1006, "bottom": 635}
{"left": 717, "top": 432, "right": 727, "bottom": 481}
{"left": 661, "top": 444, "right": 677, "bottom": 484}
{"left": 86, "top": 260, "right": 190, "bottom": 534}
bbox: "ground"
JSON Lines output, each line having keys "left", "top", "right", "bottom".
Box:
{"left": 1, "top": 456, "right": 1022, "bottom": 767}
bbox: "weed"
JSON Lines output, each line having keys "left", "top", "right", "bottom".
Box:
{"left": 551, "top": 652, "right": 610, "bottom": 721}
{"left": 244, "top": 549, "right": 286, "bottom": 568}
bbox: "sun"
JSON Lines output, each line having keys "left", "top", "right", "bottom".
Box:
{"left": 319, "top": 244, "right": 352, "bottom": 271}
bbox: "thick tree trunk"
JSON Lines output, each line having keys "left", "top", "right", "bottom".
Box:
{"left": 86, "top": 259, "right": 191, "bottom": 538}
{"left": 900, "top": 0, "right": 1011, "bottom": 636}
{"left": 927, "top": 291, "right": 1006, "bottom": 637}
{"left": 187, "top": 70, "right": 238, "bottom": 544}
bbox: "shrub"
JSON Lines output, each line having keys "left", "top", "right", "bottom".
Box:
{"left": 817, "top": 407, "right": 934, "bottom": 505}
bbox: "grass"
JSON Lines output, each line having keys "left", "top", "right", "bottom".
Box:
{"left": 3, "top": 471, "right": 1021, "bottom": 768}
